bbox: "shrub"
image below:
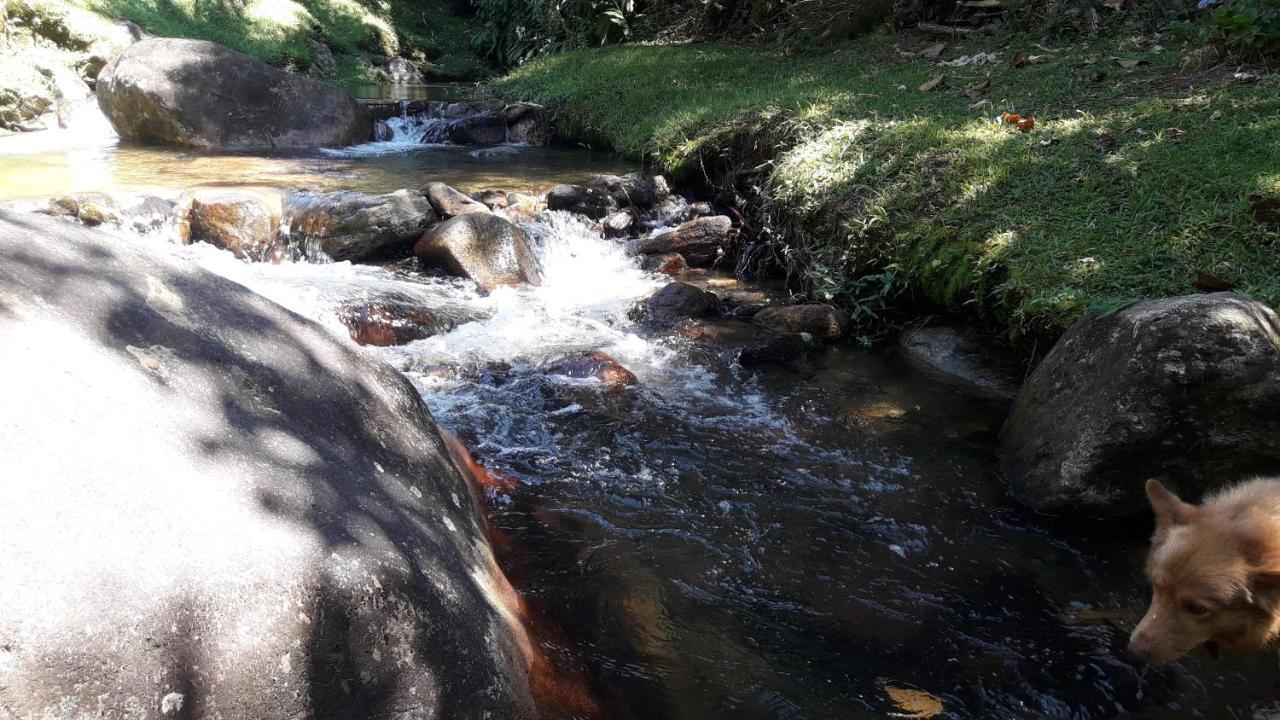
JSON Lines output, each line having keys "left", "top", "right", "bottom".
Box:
{"left": 1176, "top": 0, "right": 1280, "bottom": 59}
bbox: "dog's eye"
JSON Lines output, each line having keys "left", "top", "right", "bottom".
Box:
{"left": 1181, "top": 601, "right": 1210, "bottom": 616}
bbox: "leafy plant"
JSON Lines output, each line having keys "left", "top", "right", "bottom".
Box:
{"left": 1174, "top": 0, "right": 1280, "bottom": 59}
{"left": 470, "top": 0, "right": 634, "bottom": 66}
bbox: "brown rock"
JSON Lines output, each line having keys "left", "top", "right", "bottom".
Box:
{"left": 753, "top": 304, "right": 848, "bottom": 339}
{"left": 423, "top": 181, "right": 492, "bottom": 218}
{"left": 544, "top": 351, "right": 638, "bottom": 390}
{"left": 641, "top": 252, "right": 686, "bottom": 276}
{"left": 284, "top": 189, "right": 435, "bottom": 262}
{"left": 337, "top": 303, "right": 445, "bottom": 346}
{"left": 413, "top": 213, "right": 542, "bottom": 290}
{"left": 188, "top": 189, "right": 283, "bottom": 262}
{"left": 630, "top": 216, "right": 732, "bottom": 267}
{"left": 628, "top": 281, "right": 719, "bottom": 325}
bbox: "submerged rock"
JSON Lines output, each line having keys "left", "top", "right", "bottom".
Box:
{"left": 544, "top": 351, "right": 638, "bottom": 391}
{"left": 899, "top": 326, "right": 1019, "bottom": 401}
{"left": 631, "top": 216, "right": 733, "bottom": 267}
{"left": 602, "top": 209, "right": 634, "bottom": 238}
{"left": 678, "top": 318, "right": 813, "bottom": 366}
{"left": 628, "top": 281, "right": 720, "bottom": 325}
{"left": 337, "top": 301, "right": 447, "bottom": 346}
{"left": 285, "top": 189, "right": 436, "bottom": 262}
{"left": 753, "top": 303, "right": 848, "bottom": 339}
{"left": 444, "top": 113, "right": 507, "bottom": 145}
{"left": 640, "top": 252, "right": 686, "bottom": 276}
{"left": 546, "top": 184, "right": 617, "bottom": 220}
{"left": 96, "top": 38, "right": 372, "bottom": 150}
{"left": 413, "top": 213, "right": 542, "bottom": 290}
{"left": 188, "top": 189, "right": 283, "bottom": 262}
{"left": 0, "top": 209, "right": 535, "bottom": 719}
{"left": 424, "top": 181, "right": 492, "bottom": 219}
{"left": 1000, "top": 293, "right": 1280, "bottom": 516}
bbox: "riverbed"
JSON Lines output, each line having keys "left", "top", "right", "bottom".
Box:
{"left": 3, "top": 93, "right": 1277, "bottom": 719}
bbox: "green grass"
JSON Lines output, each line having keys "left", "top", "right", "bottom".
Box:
{"left": 75, "top": 0, "right": 489, "bottom": 80}
{"left": 492, "top": 34, "right": 1280, "bottom": 343}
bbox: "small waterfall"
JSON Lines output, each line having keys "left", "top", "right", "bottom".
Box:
{"left": 382, "top": 112, "right": 451, "bottom": 144}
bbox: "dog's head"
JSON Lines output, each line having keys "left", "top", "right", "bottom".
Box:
{"left": 1128, "top": 479, "right": 1280, "bottom": 666}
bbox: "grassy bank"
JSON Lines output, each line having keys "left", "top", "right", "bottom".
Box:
{"left": 492, "top": 34, "right": 1280, "bottom": 343}
{"left": 50, "top": 0, "right": 489, "bottom": 81}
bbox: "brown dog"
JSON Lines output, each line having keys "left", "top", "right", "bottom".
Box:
{"left": 1128, "top": 478, "right": 1280, "bottom": 665}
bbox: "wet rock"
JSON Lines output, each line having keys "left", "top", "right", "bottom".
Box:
{"left": 1000, "top": 292, "right": 1280, "bottom": 516}
{"left": 587, "top": 173, "right": 670, "bottom": 210}
{"left": 97, "top": 38, "right": 372, "bottom": 149}
{"left": 40, "top": 191, "right": 118, "bottom": 226}
{"left": 0, "top": 209, "right": 536, "bottom": 720}
{"left": 546, "top": 184, "right": 617, "bottom": 220}
{"left": 640, "top": 252, "right": 686, "bottom": 276}
{"left": 373, "top": 119, "right": 394, "bottom": 141}
{"left": 444, "top": 112, "right": 508, "bottom": 145}
{"left": 899, "top": 326, "right": 1019, "bottom": 401}
{"left": 507, "top": 112, "right": 550, "bottom": 145}
{"left": 35, "top": 191, "right": 179, "bottom": 237}
{"left": 628, "top": 281, "right": 719, "bottom": 325}
{"left": 631, "top": 216, "right": 733, "bottom": 267}
{"left": 753, "top": 303, "right": 848, "bottom": 339}
{"left": 386, "top": 57, "right": 424, "bottom": 84}
{"left": 423, "top": 181, "right": 492, "bottom": 218}
{"left": 497, "top": 193, "right": 544, "bottom": 224}
{"left": 337, "top": 302, "right": 446, "bottom": 346}
{"left": 0, "top": 54, "right": 86, "bottom": 131}
{"left": 678, "top": 318, "right": 812, "bottom": 366}
{"left": 286, "top": 189, "right": 436, "bottom": 262}
{"left": 413, "top": 213, "right": 542, "bottom": 290}
{"left": 602, "top": 209, "right": 634, "bottom": 238}
{"left": 188, "top": 189, "right": 283, "bottom": 262}
{"left": 500, "top": 102, "right": 543, "bottom": 123}
{"left": 474, "top": 189, "right": 510, "bottom": 210}
{"left": 442, "top": 99, "right": 505, "bottom": 118}
{"left": 544, "top": 351, "right": 638, "bottom": 390}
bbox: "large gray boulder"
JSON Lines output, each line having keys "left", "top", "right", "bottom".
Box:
{"left": 96, "top": 38, "right": 372, "bottom": 150}
{"left": 1000, "top": 292, "right": 1280, "bottom": 516}
{"left": 413, "top": 214, "right": 542, "bottom": 291}
{"left": 0, "top": 210, "right": 535, "bottom": 719}
{"left": 285, "top": 189, "right": 436, "bottom": 262}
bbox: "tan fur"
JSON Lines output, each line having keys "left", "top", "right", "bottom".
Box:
{"left": 1129, "top": 478, "right": 1280, "bottom": 665}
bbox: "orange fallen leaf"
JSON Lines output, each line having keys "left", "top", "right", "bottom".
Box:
{"left": 885, "top": 685, "right": 944, "bottom": 718}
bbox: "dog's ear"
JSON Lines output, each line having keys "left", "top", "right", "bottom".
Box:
{"left": 1146, "top": 479, "right": 1197, "bottom": 528}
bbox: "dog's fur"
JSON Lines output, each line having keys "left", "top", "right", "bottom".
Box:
{"left": 1129, "top": 478, "right": 1280, "bottom": 665}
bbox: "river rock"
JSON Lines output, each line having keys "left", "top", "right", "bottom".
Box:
{"left": 413, "top": 213, "right": 542, "bottom": 290}
{"left": 641, "top": 252, "right": 687, "bottom": 276}
{"left": 899, "top": 326, "right": 1019, "bottom": 401}
{"left": 631, "top": 216, "right": 733, "bottom": 267}
{"left": 679, "top": 318, "right": 812, "bottom": 366}
{"left": 444, "top": 113, "right": 508, "bottom": 145}
{"left": 0, "top": 209, "right": 535, "bottom": 719}
{"left": 628, "top": 281, "right": 720, "bottom": 325}
{"left": 546, "top": 184, "right": 616, "bottom": 220}
{"left": 475, "top": 189, "right": 510, "bottom": 210}
{"left": 442, "top": 100, "right": 505, "bottom": 119}
{"left": 753, "top": 303, "right": 848, "bottom": 339}
{"left": 544, "top": 351, "right": 638, "bottom": 390}
{"left": 424, "top": 182, "right": 492, "bottom": 218}
{"left": 602, "top": 209, "right": 634, "bottom": 238}
{"left": 286, "top": 189, "right": 436, "bottom": 262}
{"left": 188, "top": 189, "right": 283, "bottom": 262}
{"left": 338, "top": 302, "right": 446, "bottom": 346}
{"left": 587, "top": 173, "right": 670, "bottom": 210}
{"left": 96, "top": 38, "right": 372, "bottom": 150}
{"left": 1000, "top": 292, "right": 1280, "bottom": 516}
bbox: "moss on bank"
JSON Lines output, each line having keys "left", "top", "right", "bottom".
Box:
{"left": 62, "top": 0, "right": 489, "bottom": 81}
{"left": 491, "top": 35, "right": 1280, "bottom": 343}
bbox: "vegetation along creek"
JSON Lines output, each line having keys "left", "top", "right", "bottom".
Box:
{"left": 1, "top": 0, "right": 1278, "bottom": 718}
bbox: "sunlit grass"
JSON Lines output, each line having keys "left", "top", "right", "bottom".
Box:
{"left": 493, "top": 34, "right": 1280, "bottom": 342}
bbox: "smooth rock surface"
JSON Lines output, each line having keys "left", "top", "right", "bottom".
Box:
{"left": 188, "top": 188, "right": 283, "bottom": 262}
{"left": 0, "top": 209, "right": 535, "bottom": 719}
{"left": 753, "top": 303, "right": 848, "bottom": 339}
{"left": 97, "top": 38, "right": 372, "bottom": 149}
{"left": 413, "top": 213, "right": 542, "bottom": 290}
{"left": 1000, "top": 293, "right": 1280, "bottom": 515}
{"left": 546, "top": 184, "right": 616, "bottom": 220}
{"left": 628, "top": 281, "right": 720, "bottom": 325}
{"left": 285, "top": 189, "right": 436, "bottom": 262}
{"left": 631, "top": 215, "right": 732, "bottom": 267}
{"left": 424, "top": 182, "right": 492, "bottom": 219}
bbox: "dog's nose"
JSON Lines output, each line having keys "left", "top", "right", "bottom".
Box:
{"left": 1127, "top": 632, "right": 1153, "bottom": 662}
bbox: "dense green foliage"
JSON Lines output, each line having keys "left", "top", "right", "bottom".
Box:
{"left": 1175, "top": 0, "right": 1280, "bottom": 58}
{"left": 76, "top": 0, "right": 489, "bottom": 80}
{"left": 469, "top": 0, "right": 634, "bottom": 66}
{"left": 493, "top": 35, "right": 1280, "bottom": 342}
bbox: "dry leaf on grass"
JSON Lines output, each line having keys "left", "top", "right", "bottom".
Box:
{"left": 885, "top": 685, "right": 944, "bottom": 718}
{"left": 941, "top": 52, "right": 1000, "bottom": 67}
{"left": 965, "top": 78, "right": 992, "bottom": 98}
{"left": 1111, "top": 57, "right": 1148, "bottom": 69}
{"left": 1011, "top": 51, "right": 1047, "bottom": 68}
{"left": 919, "top": 74, "right": 947, "bottom": 91}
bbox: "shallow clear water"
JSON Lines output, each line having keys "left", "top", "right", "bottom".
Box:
{"left": 6, "top": 98, "right": 1280, "bottom": 718}
{"left": 0, "top": 101, "right": 632, "bottom": 201}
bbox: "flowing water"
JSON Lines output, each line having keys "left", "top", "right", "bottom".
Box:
{"left": 5, "top": 97, "right": 1280, "bottom": 719}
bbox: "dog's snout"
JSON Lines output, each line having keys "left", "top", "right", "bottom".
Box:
{"left": 1127, "top": 626, "right": 1154, "bottom": 662}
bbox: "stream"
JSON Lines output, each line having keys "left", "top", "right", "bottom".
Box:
{"left": 4, "top": 91, "right": 1278, "bottom": 719}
